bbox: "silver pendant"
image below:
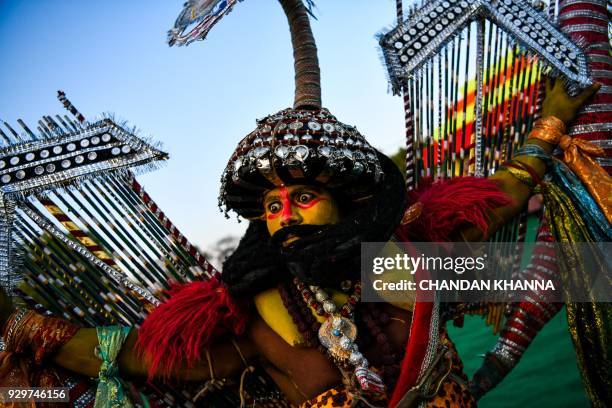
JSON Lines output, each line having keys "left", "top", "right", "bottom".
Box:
{"left": 318, "top": 315, "right": 357, "bottom": 363}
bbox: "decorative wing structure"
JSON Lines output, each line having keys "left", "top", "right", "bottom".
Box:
{"left": 0, "top": 94, "right": 241, "bottom": 406}
{"left": 377, "top": 0, "right": 580, "bottom": 334}
{"left": 381, "top": 0, "right": 592, "bottom": 183}
{"left": 1, "top": 91, "right": 292, "bottom": 406}
{"left": 380, "top": 0, "right": 610, "bottom": 405}
{"left": 0, "top": 112, "right": 168, "bottom": 298}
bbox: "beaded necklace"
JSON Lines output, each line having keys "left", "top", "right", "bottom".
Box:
{"left": 278, "top": 280, "right": 404, "bottom": 393}
{"left": 293, "top": 278, "right": 386, "bottom": 395}
{"left": 361, "top": 304, "right": 403, "bottom": 389}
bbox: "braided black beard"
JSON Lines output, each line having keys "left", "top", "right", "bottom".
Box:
{"left": 221, "top": 153, "right": 406, "bottom": 297}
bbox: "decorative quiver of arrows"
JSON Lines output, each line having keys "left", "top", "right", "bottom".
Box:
{"left": 0, "top": 92, "right": 241, "bottom": 406}
{"left": 380, "top": 0, "right": 610, "bottom": 406}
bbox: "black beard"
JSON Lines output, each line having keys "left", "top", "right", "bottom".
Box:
{"left": 281, "top": 231, "right": 362, "bottom": 287}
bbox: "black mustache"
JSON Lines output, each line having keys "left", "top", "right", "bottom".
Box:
{"left": 270, "top": 224, "right": 324, "bottom": 246}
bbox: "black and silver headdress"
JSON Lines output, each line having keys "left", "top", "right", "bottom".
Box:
{"left": 219, "top": 107, "right": 384, "bottom": 219}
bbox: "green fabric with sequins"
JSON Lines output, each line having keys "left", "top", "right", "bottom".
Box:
{"left": 94, "top": 325, "right": 134, "bottom": 408}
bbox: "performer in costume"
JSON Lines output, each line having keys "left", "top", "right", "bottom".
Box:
{"left": 0, "top": 0, "right": 603, "bottom": 407}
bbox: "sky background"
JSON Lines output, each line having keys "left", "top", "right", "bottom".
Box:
{"left": 0, "top": 0, "right": 405, "bottom": 252}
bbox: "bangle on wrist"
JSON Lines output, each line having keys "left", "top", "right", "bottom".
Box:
{"left": 527, "top": 116, "right": 566, "bottom": 145}
{"left": 3, "top": 309, "right": 32, "bottom": 353}
{"left": 498, "top": 160, "right": 542, "bottom": 190}
{"left": 515, "top": 144, "right": 550, "bottom": 161}
{"left": 1, "top": 309, "right": 79, "bottom": 363}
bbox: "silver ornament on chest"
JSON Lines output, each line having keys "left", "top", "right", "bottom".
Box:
{"left": 318, "top": 315, "right": 386, "bottom": 395}
{"left": 318, "top": 315, "right": 357, "bottom": 363}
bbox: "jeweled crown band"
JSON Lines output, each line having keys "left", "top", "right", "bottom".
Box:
{"left": 219, "top": 107, "right": 385, "bottom": 218}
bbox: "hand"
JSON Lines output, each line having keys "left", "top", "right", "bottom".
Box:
{"left": 541, "top": 76, "right": 600, "bottom": 125}
{"left": 469, "top": 353, "right": 511, "bottom": 400}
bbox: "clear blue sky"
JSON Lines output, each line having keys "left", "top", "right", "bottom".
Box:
{"left": 0, "top": 1, "right": 405, "bottom": 253}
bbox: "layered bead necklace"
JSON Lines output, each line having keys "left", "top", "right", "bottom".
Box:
{"left": 293, "top": 278, "right": 386, "bottom": 395}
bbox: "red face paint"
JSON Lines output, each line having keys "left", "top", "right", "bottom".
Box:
{"left": 265, "top": 186, "right": 326, "bottom": 221}
{"left": 266, "top": 186, "right": 292, "bottom": 220}
{"left": 279, "top": 186, "right": 293, "bottom": 222}
{"left": 294, "top": 195, "right": 323, "bottom": 209}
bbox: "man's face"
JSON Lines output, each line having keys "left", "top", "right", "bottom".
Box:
{"left": 263, "top": 184, "right": 340, "bottom": 245}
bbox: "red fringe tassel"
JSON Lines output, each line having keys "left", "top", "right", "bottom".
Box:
{"left": 404, "top": 177, "right": 513, "bottom": 242}
{"left": 136, "top": 275, "right": 248, "bottom": 379}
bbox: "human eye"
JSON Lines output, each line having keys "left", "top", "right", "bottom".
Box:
{"left": 296, "top": 192, "right": 316, "bottom": 204}
{"left": 268, "top": 201, "right": 282, "bottom": 214}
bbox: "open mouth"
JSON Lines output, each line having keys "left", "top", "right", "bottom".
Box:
{"left": 271, "top": 224, "right": 323, "bottom": 247}
{"left": 283, "top": 234, "right": 300, "bottom": 246}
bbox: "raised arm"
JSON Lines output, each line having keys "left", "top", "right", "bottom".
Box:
{"left": 458, "top": 78, "right": 600, "bottom": 241}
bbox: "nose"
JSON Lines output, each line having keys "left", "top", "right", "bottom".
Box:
{"left": 280, "top": 204, "right": 302, "bottom": 227}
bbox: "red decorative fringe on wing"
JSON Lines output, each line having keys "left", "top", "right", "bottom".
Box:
{"left": 136, "top": 275, "right": 248, "bottom": 379}
{"left": 402, "top": 177, "right": 513, "bottom": 242}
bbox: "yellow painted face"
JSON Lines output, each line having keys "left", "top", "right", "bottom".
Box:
{"left": 263, "top": 184, "right": 340, "bottom": 244}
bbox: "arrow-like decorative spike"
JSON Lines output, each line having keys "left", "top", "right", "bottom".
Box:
{"left": 379, "top": 0, "right": 591, "bottom": 93}
{"left": 54, "top": 115, "right": 72, "bottom": 133}
{"left": 0, "top": 127, "right": 11, "bottom": 146}
{"left": 2, "top": 121, "right": 23, "bottom": 143}
{"left": 43, "top": 116, "right": 62, "bottom": 134}
{"left": 16, "top": 119, "right": 37, "bottom": 141}
{"left": 38, "top": 119, "right": 54, "bottom": 139}
{"left": 57, "top": 90, "right": 86, "bottom": 124}
{"left": 63, "top": 115, "right": 80, "bottom": 132}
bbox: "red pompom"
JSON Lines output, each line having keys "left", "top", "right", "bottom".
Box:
{"left": 400, "top": 177, "right": 513, "bottom": 242}
{"left": 136, "top": 275, "right": 248, "bottom": 379}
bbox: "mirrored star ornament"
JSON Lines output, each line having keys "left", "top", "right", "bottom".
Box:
{"left": 379, "top": 0, "right": 591, "bottom": 94}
